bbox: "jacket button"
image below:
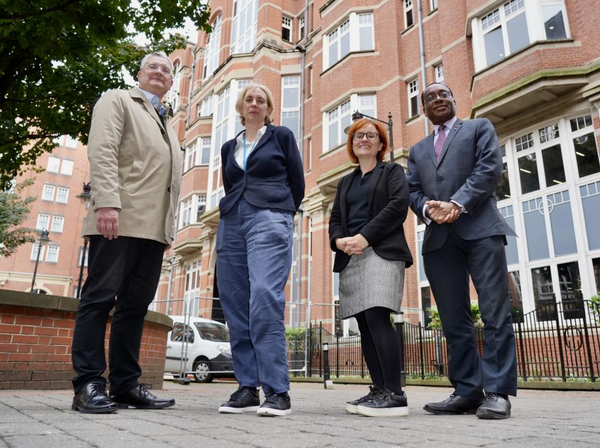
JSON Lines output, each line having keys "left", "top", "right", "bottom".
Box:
{"left": 437, "top": 178, "right": 442, "bottom": 183}
{"left": 167, "top": 187, "right": 171, "bottom": 193}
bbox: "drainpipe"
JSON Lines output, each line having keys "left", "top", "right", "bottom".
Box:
{"left": 417, "top": 0, "right": 429, "bottom": 136}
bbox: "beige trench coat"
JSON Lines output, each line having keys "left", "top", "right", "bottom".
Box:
{"left": 83, "top": 88, "right": 182, "bottom": 244}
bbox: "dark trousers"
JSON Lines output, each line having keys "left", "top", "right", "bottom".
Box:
{"left": 355, "top": 307, "right": 403, "bottom": 395}
{"left": 423, "top": 230, "right": 517, "bottom": 400}
{"left": 71, "top": 235, "right": 165, "bottom": 394}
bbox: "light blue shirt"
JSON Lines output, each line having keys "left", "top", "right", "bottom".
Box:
{"left": 138, "top": 87, "right": 166, "bottom": 117}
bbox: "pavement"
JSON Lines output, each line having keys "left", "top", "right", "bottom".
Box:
{"left": 0, "top": 380, "right": 599, "bottom": 448}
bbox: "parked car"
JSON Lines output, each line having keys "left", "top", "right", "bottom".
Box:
{"left": 165, "top": 316, "right": 235, "bottom": 383}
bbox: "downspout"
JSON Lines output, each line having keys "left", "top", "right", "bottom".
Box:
{"left": 417, "top": 0, "right": 429, "bottom": 136}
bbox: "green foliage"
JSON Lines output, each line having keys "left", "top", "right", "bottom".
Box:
{"left": 0, "top": 0, "right": 211, "bottom": 189}
{"left": 286, "top": 327, "right": 307, "bottom": 340}
{"left": 590, "top": 294, "right": 600, "bottom": 321}
{"left": 0, "top": 180, "right": 37, "bottom": 257}
{"left": 427, "top": 304, "right": 484, "bottom": 330}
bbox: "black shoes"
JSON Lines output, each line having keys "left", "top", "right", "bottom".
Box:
{"left": 476, "top": 393, "right": 511, "bottom": 419}
{"left": 72, "top": 382, "right": 118, "bottom": 414}
{"left": 256, "top": 392, "right": 292, "bottom": 417}
{"left": 346, "top": 385, "right": 382, "bottom": 414}
{"left": 110, "top": 384, "right": 175, "bottom": 410}
{"left": 218, "top": 387, "right": 260, "bottom": 414}
{"left": 424, "top": 394, "right": 484, "bottom": 415}
{"left": 356, "top": 387, "right": 409, "bottom": 417}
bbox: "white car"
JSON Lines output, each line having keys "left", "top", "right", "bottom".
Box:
{"left": 165, "top": 316, "right": 235, "bottom": 383}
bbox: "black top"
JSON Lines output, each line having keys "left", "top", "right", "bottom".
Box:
{"left": 346, "top": 169, "right": 374, "bottom": 236}
{"left": 329, "top": 161, "right": 414, "bottom": 272}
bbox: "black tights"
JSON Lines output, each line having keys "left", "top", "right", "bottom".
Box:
{"left": 355, "top": 307, "right": 402, "bottom": 394}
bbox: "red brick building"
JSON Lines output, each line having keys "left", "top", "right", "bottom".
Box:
{"left": 3, "top": 0, "right": 600, "bottom": 337}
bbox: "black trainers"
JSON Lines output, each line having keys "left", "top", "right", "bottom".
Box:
{"left": 218, "top": 387, "right": 260, "bottom": 414}
{"left": 346, "top": 385, "right": 383, "bottom": 414}
{"left": 256, "top": 392, "right": 291, "bottom": 417}
{"left": 356, "top": 388, "right": 409, "bottom": 417}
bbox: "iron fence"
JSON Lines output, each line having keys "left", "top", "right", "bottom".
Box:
{"left": 308, "top": 300, "right": 600, "bottom": 383}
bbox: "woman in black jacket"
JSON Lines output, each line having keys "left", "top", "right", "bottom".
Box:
{"left": 329, "top": 118, "right": 413, "bottom": 417}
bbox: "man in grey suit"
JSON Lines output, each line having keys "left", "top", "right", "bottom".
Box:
{"left": 406, "top": 83, "right": 517, "bottom": 419}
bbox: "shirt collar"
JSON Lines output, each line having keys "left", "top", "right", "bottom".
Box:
{"left": 236, "top": 125, "right": 267, "bottom": 145}
{"left": 138, "top": 88, "right": 166, "bottom": 116}
{"left": 434, "top": 116, "right": 457, "bottom": 135}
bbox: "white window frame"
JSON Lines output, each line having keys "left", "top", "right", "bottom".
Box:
{"left": 30, "top": 244, "right": 45, "bottom": 261}
{"left": 60, "top": 159, "right": 74, "bottom": 175}
{"left": 430, "top": 0, "right": 438, "bottom": 12}
{"left": 404, "top": 0, "right": 414, "bottom": 29}
{"left": 167, "top": 61, "right": 181, "bottom": 111}
{"left": 231, "top": 0, "right": 257, "bottom": 55}
{"left": 282, "top": 16, "right": 292, "bottom": 42}
{"left": 56, "top": 186, "right": 69, "bottom": 204}
{"left": 185, "top": 140, "right": 198, "bottom": 172}
{"left": 199, "top": 93, "right": 214, "bottom": 117}
{"left": 472, "top": 0, "right": 570, "bottom": 71}
{"left": 435, "top": 64, "right": 444, "bottom": 83}
{"left": 36, "top": 214, "right": 50, "bottom": 231}
{"left": 199, "top": 137, "right": 211, "bottom": 165}
{"left": 322, "top": 13, "right": 374, "bottom": 70}
{"left": 47, "top": 156, "right": 60, "bottom": 173}
{"left": 323, "top": 93, "right": 377, "bottom": 153}
{"left": 64, "top": 135, "right": 78, "bottom": 148}
{"left": 179, "top": 196, "right": 194, "bottom": 228}
{"left": 42, "top": 184, "right": 55, "bottom": 201}
{"left": 281, "top": 75, "right": 301, "bottom": 141}
{"left": 45, "top": 245, "right": 59, "bottom": 263}
{"left": 51, "top": 216, "right": 64, "bottom": 233}
{"left": 299, "top": 16, "right": 305, "bottom": 41}
{"left": 203, "top": 14, "right": 222, "bottom": 79}
{"left": 408, "top": 78, "right": 419, "bottom": 118}
{"left": 184, "top": 260, "right": 202, "bottom": 316}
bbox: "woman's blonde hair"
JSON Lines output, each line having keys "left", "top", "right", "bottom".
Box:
{"left": 235, "top": 83, "right": 275, "bottom": 126}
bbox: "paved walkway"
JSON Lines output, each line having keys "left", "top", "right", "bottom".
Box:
{"left": 0, "top": 381, "right": 598, "bottom": 447}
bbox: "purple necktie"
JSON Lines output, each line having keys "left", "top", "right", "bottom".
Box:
{"left": 435, "top": 124, "right": 447, "bottom": 162}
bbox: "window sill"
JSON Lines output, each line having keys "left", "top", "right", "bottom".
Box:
{"left": 321, "top": 49, "right": 376, "bottom": 76}
{"left": 401, "top": 24, "right": 415, "bottom": 36}
{"left": 319, "top": 144, "right": 346, "bottom": 160}
{"left": 405, "top": 114, "right": 422, "bottom": 125}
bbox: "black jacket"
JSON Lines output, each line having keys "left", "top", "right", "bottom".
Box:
{"left": 329, "top": 161, "right": 413, "bottom": 272}
{"left": 219, "top": 124, "right": 305, "bottom": 216}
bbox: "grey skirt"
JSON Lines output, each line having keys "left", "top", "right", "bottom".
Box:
{"left": 338, "top": 247, "right": 406, "bottom": 320}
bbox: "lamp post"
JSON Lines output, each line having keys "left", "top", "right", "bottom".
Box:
{"left": 75, "top": 182, "right": 92, "bottom": 299}
{"left": 351, "top": 111, "right": 395, "bottom": 162}
{"left": 31, "top": 230, "right": 50, "bottom": 293}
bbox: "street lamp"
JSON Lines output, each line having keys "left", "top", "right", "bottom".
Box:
{"left": 31, "top": 230, "right": 50, "bottom": 293}
{"left": 351, "top": 111, "right": 395, "bottom": 162}
{"left": 76, "top": 182, "right": 91, "bottom": 299}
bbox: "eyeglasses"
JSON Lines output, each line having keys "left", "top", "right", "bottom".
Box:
{"left": 353, "top": 132, "right": 379, "bottom": 141}
{"left": 424, "top": 90, "right": 452, "bottom": 103}
{"left": 145, "top": 63, "right": 173, "bottom": 76}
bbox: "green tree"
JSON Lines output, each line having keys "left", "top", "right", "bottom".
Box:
{"left": 0, "top": 0, "right": 211, "bottom": 189}
{"left": 0, "top": 180, "right": 36, "bottom": 257}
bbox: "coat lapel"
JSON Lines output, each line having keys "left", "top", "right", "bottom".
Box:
{"left": 339, "top": 167, "right": 357, "bottom": 231}
{"left": 425, "top": 133, "right": 437, "bottom": 167}
{"left": 367, "top": 162, "right": 385, "bottom": 211}
{"left": 130, "top": 88, "right": 170, "bottom": 144}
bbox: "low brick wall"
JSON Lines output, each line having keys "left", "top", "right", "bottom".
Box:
{"left": 0, "top": 290, "right": 172, "bottom": 390}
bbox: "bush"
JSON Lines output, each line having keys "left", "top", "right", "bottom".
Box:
{"left": 427, "top": 304, "right": 484, "bottom": 330}
{"left": 590, "top": 294, "right": 600, "bottom": 321}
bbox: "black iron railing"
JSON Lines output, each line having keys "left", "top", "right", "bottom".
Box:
{"left": 306, "top": 300, "right": 600, "bottom": 382}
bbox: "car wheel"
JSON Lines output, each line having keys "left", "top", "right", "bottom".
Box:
{"left": 193, "top": 358, "right": 213, "bottom": 383}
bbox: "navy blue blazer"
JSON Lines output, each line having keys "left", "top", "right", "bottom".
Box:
{"left": 329, "top": 161, "right": 413, "bottom": 272}
{"left": 219, "top": 124, "right": 305, "bottom": 216}
{"left": 406, "top": 118, "right": 516, "bottom": 254}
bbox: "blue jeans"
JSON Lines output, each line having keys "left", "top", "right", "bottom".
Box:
{"left": 216, "top": 199, "right": 293, "bottom": 395}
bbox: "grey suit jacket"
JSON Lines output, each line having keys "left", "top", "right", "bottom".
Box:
{"left": 406, "top": 117, "right": 516, "bottom": 254}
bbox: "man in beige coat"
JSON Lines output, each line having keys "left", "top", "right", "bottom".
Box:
{"left": 71, "top": 52, "right": 182, "bottom": 414}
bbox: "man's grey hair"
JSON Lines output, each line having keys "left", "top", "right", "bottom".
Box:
{"left": 139, "top": 51, "right": 173, "bottom": 72}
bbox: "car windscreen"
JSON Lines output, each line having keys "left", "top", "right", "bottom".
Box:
{"left": 194, "top": 322, "right": 230, "bottom": 342}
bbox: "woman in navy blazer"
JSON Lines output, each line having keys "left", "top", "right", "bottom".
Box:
{"left": 216, "top": 83, "right": 304, "bottom": 417}
{"left": 329, "top": 118, "right": 413, "bottom": 417}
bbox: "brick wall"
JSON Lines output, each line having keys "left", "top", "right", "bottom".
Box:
{"left": 0, "top": 290, "right": 172, "bottom": 391}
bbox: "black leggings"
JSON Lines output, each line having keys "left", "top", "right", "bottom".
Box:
{"left": 355, "top": 307, "right": 402, "bottom": 394}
